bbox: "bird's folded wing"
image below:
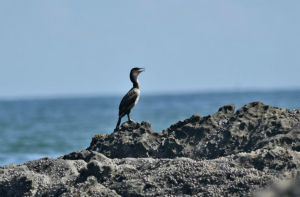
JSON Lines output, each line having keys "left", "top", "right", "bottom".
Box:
{"left": 119, "top": 88, "right": 138, "bottom": 117}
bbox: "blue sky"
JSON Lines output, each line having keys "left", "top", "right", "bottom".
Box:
{"left": 1, "top": 1, "right": 299, "bottom": 99}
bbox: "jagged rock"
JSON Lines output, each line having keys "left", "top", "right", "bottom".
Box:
{"left": 0, "top": 150, "right": 276, "bottom": 196}
{"left": 0, "top": 157, "right": 119, "bottom": 197}
{"left": 230, "top": 147, "right": 300, "bottom": 171}
{"left": 218, "top": 102, "right": 300, "bottom": 156}
{"left": 1, "top": 101, "right": 300, "bottom": 197}
{"left": 88, "top": 101, "right": 300, "bottom": 161}
{"left": 88, "top": 121, "right": 162, "bottom": 158}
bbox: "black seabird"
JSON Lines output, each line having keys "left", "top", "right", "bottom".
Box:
{"left": 115, "top": 67, "right": 145, "bottom": 130}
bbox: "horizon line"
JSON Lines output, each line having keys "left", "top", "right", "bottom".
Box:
{"left": 1, "top": 87, "right": 299, "bottom": 101}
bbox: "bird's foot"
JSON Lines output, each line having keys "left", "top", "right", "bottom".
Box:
{"left": 128, "top": 118, "right": 135, "bottom": 123}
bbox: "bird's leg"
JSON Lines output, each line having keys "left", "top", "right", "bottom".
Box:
{"left": 114, "top": 117, "right": 121, "bottom": 131}
{"left": 127, "top": 114, "right": 135, "bottom": 123}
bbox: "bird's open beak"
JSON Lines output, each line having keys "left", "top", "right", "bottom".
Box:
{"left": 137, "top": 68, "right": 145, "bottom": 74}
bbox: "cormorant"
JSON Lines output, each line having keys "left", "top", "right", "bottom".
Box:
{"left": 115, "top": 67, "right": 145, "bottom": 131}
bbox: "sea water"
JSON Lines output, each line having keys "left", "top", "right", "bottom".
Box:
{"left": 0, "top": 90, "right": 299, "bottom": 166}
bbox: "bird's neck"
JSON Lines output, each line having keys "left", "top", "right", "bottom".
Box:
{"left": 133, "top": 79, "right": 140, "bottom": 89}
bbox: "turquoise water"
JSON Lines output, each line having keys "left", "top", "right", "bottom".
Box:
{"left": 0, "top": 90, "right": 299, "bottom": 166}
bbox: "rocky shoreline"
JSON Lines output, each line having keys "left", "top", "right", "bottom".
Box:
{"left": 1, "top": 101, "right": 300, "bottom": 196}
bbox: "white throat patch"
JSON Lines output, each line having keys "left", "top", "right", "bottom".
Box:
{"left": 133, "top": 72, "right": 138, "bottom": 78}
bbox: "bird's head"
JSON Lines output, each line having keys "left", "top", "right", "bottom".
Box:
{"left": 131, "top": 67, "right": 145, "bottom": 75}
{"left": 130, "top": 67, "right": 145, "bottom": 83}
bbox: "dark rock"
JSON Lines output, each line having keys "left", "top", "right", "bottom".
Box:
{"left": 0, "top": 157, "right": 119, "bottom": 197}
{"left": 0, "top": 150, "right": 275, "bottom": 196}
{"left": 88, "top": 121, "right": 162, "bottom": 158}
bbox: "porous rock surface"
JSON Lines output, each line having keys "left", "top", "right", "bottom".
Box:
{"left": 1, "top": 101, "right": 300, "bottom": 196}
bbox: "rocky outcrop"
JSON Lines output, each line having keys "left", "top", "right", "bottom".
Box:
{"left": 1, "top": 101, "right": 300, "bottom": 196}
{"left": 0, "top": 150, "right": 276, "bottom": 197}
{"left": 88, "top": 101, "right": 300, "bottom": 160}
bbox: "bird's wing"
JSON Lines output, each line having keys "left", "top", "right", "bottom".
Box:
{"left": 118, "top": 88, "right": 139, "bottom": 117}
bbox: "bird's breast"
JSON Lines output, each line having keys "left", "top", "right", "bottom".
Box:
{"left": 134, "top": 89, "right": 140, "bottom": 105}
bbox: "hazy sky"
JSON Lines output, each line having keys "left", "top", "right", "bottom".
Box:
{"left": 1, "top": 1, "right": 299, "bottom": 99}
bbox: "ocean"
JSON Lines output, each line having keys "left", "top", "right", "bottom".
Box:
{"left": 0, "top": 90, "right": 299, "bottom": 166}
